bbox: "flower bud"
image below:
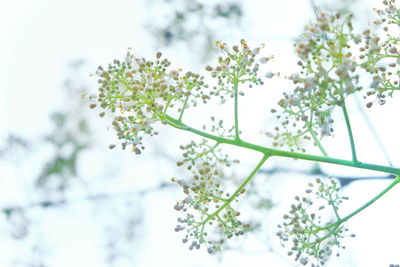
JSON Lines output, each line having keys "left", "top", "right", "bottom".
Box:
{"left": 205, "top": 65, "right": 213, "bottom": 71}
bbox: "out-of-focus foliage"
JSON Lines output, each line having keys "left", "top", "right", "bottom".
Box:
{"left": 36, "top": 112, "right": 89, "bottom": 192}
{"left": 311, "top": 0, "right": 359, "bottom": 14}
{"left": 147, "top": 0, "right": 243, "bottom": 60}
{"left": 0, "top": 60, "right": 145, "bottom": 266}
{"left": 0, "top": 135, "right": 29, "bottom": 159}
{"left": 34, "top": 60, "right": 92, "bottom": 195}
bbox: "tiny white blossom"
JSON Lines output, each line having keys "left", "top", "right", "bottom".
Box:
{"left": 216, "top": 41, "right": 231, "bottom": 53}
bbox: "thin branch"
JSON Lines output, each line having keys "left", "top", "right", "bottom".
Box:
{"left": 341, "top": 98, "right": 358, "bottom": 163}
{"left": 2, "top": 182, "right": 172, "bottom": 213}
{"left": 164, "top": 114, "right": 400, "bottom": 175}
{"left": 233, "top": 77, "right": 240, "bottom": 140}
{"left": 190, "top": 154, "right": 269, "bottom": 230}
{"left": 322, "top": 175, "right": 400, "bottom": 229}
{"left": 178, "top": 94, "right": 190, "bottom": 121}
{"left": 308, "top": 126, "right": 329, "bottom": 157}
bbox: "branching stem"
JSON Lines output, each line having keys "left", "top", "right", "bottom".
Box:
{"left": 321, "top": 175, "right": 400, "bottom": 230}
{"left": 164, "top": 114, "right": 400, "bottom": 176}
{"left": 178, "top": 94, "right": 190, "bottom": 122}
{"left": 190, "top": 153, "right": 269, "bottom": 229}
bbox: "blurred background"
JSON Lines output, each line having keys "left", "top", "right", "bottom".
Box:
{"left": 1, "top": 0, "right": 400, "bottom": 266}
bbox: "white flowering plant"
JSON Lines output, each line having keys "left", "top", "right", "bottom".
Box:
{"left": 89, "top": 1, "right": 399, "bottom": 265}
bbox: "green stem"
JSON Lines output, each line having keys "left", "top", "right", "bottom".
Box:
{"left": 328, "top": 193, "right": 340, "bottom": 220}
{"left": 162, "top": 96, "right": 173, "bottom": 115}
{"left": 307, "top": 223, "right": 341, "bottom": 246}
{"left": 377, "top": 53, "right": 400, "bottom": 59}
{"left": 192, "top": 154, "right": 269, "bottom": 229}
{"left": 164, "top": 115, "right": 400, "bottom": 175}
{"left": 228, "top": 154, "right": 269, "bottom": 200}
{"left": 341, "top": 98, "right": 358, "bottom": 163}
{"left": 322, "top": 175, "right": 400, "bottom": 230}
{"left": 187, "top": 142, "right": 219, "bottom": 162}
{"left": 308, "top": 126, "right": 329, "bottom": 157}
{"left": 342, "top": 175, "right": 400, "bottom": 221}
{"left": 233, "top": 77, "right": 240, "bottom": 140}
{"left": 178, "top": 95, "right": 190, "bottom": 122}
{"left": 164, "top": 113, "right": 400, "bottom": 248}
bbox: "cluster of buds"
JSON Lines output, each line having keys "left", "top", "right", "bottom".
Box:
{"left": 269, "top": 12, "right": 368, "bottom": 151}
{"left": 202, "top": 116, "right": 235, "bottom": 139}
{"left": 361, "top": 0, "right": 399, "bottom": 107}
{"left": 375, "top": 0, "right": 400, "bottom": 25}
{"left": 172, "top": 139, "right": 246, "bottom": 253}
{"left": 265, "top": 124, "right": 309, "bottom": 153}
{"left": 172, "top": 163, "right": 248, "bottom": 253}
{"left": 204, "top": 39, "right": 272, "bottom": 102}
{"left": 90, "top": 49, "right": 208, "bottom": 152}
{"left": 176, "top": 138, "right": 238, "bottom": 169}
{"left": 277, "top": 177, "right": 352, "bottom": 266}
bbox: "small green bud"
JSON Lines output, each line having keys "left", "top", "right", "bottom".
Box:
{"left": 205, "top": 65, "right": 213, "bottom": 71}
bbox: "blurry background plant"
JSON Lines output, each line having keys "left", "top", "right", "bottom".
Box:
{"left": 1, "top": 60, "right": 147, "bottom": 267}
{"left": 1, "top": 0, "right": 399, "bottom": 266}
{"left": 145, "top": 0, "right": 243, "bottom": 61}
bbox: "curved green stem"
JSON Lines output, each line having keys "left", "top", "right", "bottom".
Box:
{"left": 321, "top": 175, "right": 400, "bottom": 231}
{"left": 164, "top": 114, "right": 400, "bottom": 175}
{"left": 190, "top": 154, "right": 269, "bottom": 230}
{"left": 163, "top": 110, "right": 400, "bottom": 250}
